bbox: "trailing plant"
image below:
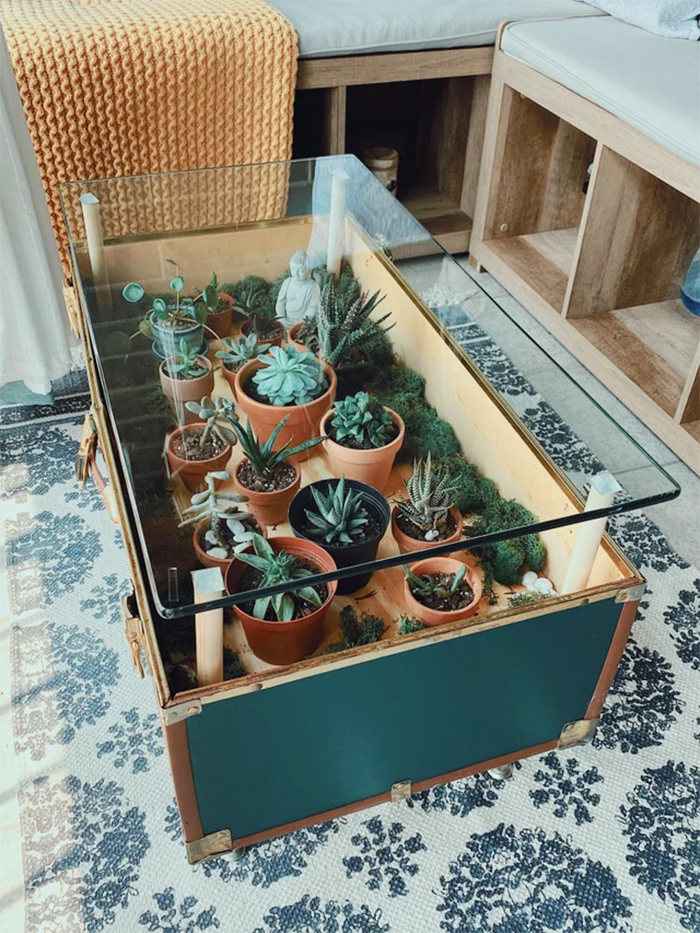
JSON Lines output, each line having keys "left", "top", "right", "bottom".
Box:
{"left": 215, "top": 333, "right": 271, "bottom": 371}
{"left": 316, "top": 280, "right": 394, "bottom": 368}
{"left": 252, "top": 345, "right": 328, "bottom": 406}
{"left": 404, "top": 563, "right": 466, "bottom": 601}
{"left": 177, "top": 470, "right": 256, "bottom": 558}
{"left": 230, "top": 415, "right": 326, "bottom": 478}
{"left": 396, "top": 453, "right": 455, "bottom": 540}
{"left": 303, "top": 476, "right": 369, "bottom": 546}
{"left": 234, "top": 533, "right": 323, "bottom": 621}
{"left": 184, "top": 396, "right": 239, "bottom": 449}
{"left": 330, "top": 391, "right": 394, "bottom": 449}
{"left": 324, "top": 606, "right": 385, "bottom": 653}
{"left": 163, "top": 339, "right": 207, "bottom": 380}
{"left": 397, "top": 614, "right": 425, "bottom": 636}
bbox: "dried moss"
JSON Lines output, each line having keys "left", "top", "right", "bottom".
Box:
{"left": 323, "top": 606, "right": 386, "bottom": 653}
{"left": 397, "top": 614, "right": 425, "bottom": 636}
{"left": 223, "top": 647, "right": 246, "bottom": 681}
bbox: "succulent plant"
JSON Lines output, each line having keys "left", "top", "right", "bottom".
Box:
{"left": 252, "top": 345, "right": 328, "bottom": 407}
{"left": 396, "top": 453, "right": 456, "bottom": 540}
{"left": 230, "top": 415, "right": 325, "bottom": 479}
{"left": 234, "top": 533, "right": 323, "bottom": 621}
{"left": 123, "top": 260, "right": 206, "bottom": 339}
{"left": 197, "top": 272, "right": 221, "bottom": 314}
{"left": 215, "top": 333, "right": 271, "bottom": 371}
{"left": 304, "top": 477, "right": 369, "bottom": 546}
{"left": 404, "top": 563, "right": 466, "bottom": 600}
{"left": 316, "top": 279, "right": 393, "bottom": 368}
{"left": 184, "top": 395, "right": 239, "bottom": 450}
{"left": 227, "top": 275, "right": 272, "bottom": 317}
{"left": 163, "top": 339, "right": 207, "bottom": 380}
{"left": 177, "top": 470, "right": 256, "bottom": 558}
{"left": 330, "top": 391, "right": 394, "bottom": 449}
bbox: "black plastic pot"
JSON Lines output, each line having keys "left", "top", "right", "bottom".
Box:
{"left": 288, "top": 478, "right": 390, "bottom": 594}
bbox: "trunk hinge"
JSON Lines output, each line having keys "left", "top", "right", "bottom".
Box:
{"left": 120, "top": 592, "right": 145, "bottom": 678}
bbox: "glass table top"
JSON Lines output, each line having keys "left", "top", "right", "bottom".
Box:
{"left": 60, "top": 156, "right": 678, "bottom": 620}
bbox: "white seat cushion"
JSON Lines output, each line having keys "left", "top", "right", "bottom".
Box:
{"left": 502, "top": 16, "right": 700, "bottom": 165}
{"left": 274, "top": 1, "right": 599, "bottom": 58}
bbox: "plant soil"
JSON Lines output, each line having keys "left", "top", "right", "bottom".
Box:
{"left": 156, "top": 315, "right": 195, "bottom": 331}
{"left": 410, "top": 572, "right": 474, "bottom": 612}
{"left": 162, "top": 364, "right": 208, "bottom": 381}
{"left": 222, "top": 360, "right": 243, "bottom": 375}
{"left": 245, "top": 319, "right": 284, "bottom": 341}
{"left": 329, "top": 420, "right": 399, "bottom": 451}
{"left": 395, "top": 508, "right": 457, "bottom": 542}
{"left": 237, "top": 564, "right": 328, "bottom": 621}
{"left": 300, "top": 511, "right": 382, "bottom": 547}
{"left": 238, "top": 459, "right": 296, "bottom": 493}
{"left": 172, "top": 426, "right": 226, "bottom": 461}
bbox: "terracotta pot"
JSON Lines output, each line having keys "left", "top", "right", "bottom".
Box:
{"left": 287, "top": 322, "right": 310, "bottom": 354}
{"left": 166, "top": 424, "right": 231, "bottom": 492}
{"left": 150, "top": 310, "right": 203, "bottom": 359}
{"left": 232, "top": 457, "right": 301, "bottom": 527}
{"left": 235, "top": 359, "right": 337, "bottom": 463}
{"left": 219, "top": 360, "right": 241, "bottom": 402}
{"left": 391, "top": 505, "right": 464, "bottom": 555}
{"left": 225, "top": 536, "right": 337, "bottom": 665}
{"left": 159, "top": 355, "right": 214, "bottom": 424}
{"left": 240, "top": 318, "right": 285, "bottom": 349}
{"left": 403, "top": 557, "right": 482, "bottom": 627}
{"left": 321, "top": 408, "right": 404, "bottom": 491}
{"left": 192, "top": 516, "right": 267, "bottom": 570}
{"left": 206, "top": 292, "right": 235, "bottom": 339}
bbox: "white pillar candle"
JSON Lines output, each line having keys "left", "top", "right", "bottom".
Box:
{"left": 326, "top": 169, "right": 348, "bottom": 277}
{"left": 192, "top": 567, "right": 225, "bottom": 686}
{"left": 561, "top": 471, "right": 621, "bottom": 595}
{"left": 79, "top": 192, "right": 109, "bottom": 287}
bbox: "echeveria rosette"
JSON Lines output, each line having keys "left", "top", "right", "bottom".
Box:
{"left": 253, "top": 345, "right": 328, "bottom": 407}
{"left": 235, "top": 534, "right": 323, "bottom": 621}
{"left": 215, "top": 333, "right": 271, "bottom": 370}
{"left": 304, "top": 476, "right": 369, "bottom": 546}
{"left": 331, "top": 391, "right": 393, "bottom": 449}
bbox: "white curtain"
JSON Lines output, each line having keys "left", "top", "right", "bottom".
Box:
{"left": 0, "top": 25, "right": 80, "bottom": 396}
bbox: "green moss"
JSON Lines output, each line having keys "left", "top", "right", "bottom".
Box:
{"left": 323, "top": 606, "right": 386, "bottom": 653}
{"left": 489, "top": 538, "right": 527, "bottom": 585}
{"left": 438, "top": 456, "right": 483, "bottom": 514}
{"left": 397, "top": 614, "right": 425, "bottom": 636}
{"left": 525, "top": 535, "right": 547, "bottom": 573}
{"left": 364, "top": 322, "right": 396, "bottom": 367}
{"left": 476, "top": 495, "right": 546, "bottom": 586}
{"left": 222, "top": 275, "right": 275, "bottom": 319}
{"left": 366, "top": 364, "right": 426, "bottom": 403}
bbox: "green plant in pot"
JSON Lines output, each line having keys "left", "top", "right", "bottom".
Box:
{"left": 403, "top": 557, "right": 482, "bottom": 627}
{"left": 215, "top": 333, "right": 271, "bottom": 398}
{"left": 235, "top": 345, "right": 336, "bottom": 461}
{"left": 230, "top": 415, "right": 327, "bottom": 526}
{"left": 166, "top": 395, "right": 239, "bottom": 492}
{"left": 159, "top": 338, "right": 215, "bottom": 422}
{"left": 392, "top": 453, "right": 464, "bottom": 554}
{"left": 321, "top": 390, "right": 404, "bottom": 491}
{"left": 177, "top": 469, "right": 265, "bottom": 568}
{"left": 197, "top": 272, "right": 236, "bottom": 339}
{"left": 230, "top": 276, "right": 284, "bottom": 346}
{"left": 288, "top": 475, "right": 390, "bottom": 594}
{"left": 225, "top": 532, "right": 338, "bottom": 665}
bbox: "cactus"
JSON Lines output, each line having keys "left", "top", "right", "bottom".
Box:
{"left": 330, "top": 391, "right": 394, "bottom": 449}
{"left": 230, "top": 415, "right": 325, "bottom": 479}
{"left": 215, "top": 333, "right": 271, "bottom": 371}
{"left": 234, "top": 533, "right": 323, "bottom": 621}
{"left": 404, "top": 563, "right": 466, "bottom": 600}
{"left": 304, "top": 477, "right": 369, "bottom": 546}
{"left": 252, "top": 345, "right": 327, "bottom": 406}
{"left": 177, "top": 471, "right": 256, "bottom": 558}
{"left": 316, "top": 279, "right": 393, "bottom": 368}
{"left": 184, "top": 396, "right": 239, "bottom": 450}
{"left": 396, "top": 453, "right": 455, "bottom": 540}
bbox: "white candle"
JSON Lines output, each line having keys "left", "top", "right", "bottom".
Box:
{"left": 326, "top": 169, "right": 348, "bottom": 277}
{"left": 192, "top": 567, "right": 225, "bottom": 686}
{"left": 79, "top": 192, "right": 109, "bottom": 287}
{"left": 561, "top": 471, "right": 621, "bottom": 595}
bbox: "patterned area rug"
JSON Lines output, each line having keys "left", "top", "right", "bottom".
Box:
{"left": 2, "top": 301, "right": 699, "bottom": 933}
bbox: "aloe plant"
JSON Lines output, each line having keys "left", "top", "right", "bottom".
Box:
{"left": 177, "top": 471, "right": 256, "bottom": 558}
{"left": 230, "top": 415, "right": 325, "bottom": 479}
{"left": 163, "top": 339, "right": 207, "bottom": 380}
{"left": 184, "top": 396, "right": 239, "bottom": 450}
{"left": 316, "top": 279, "right": 393, "bottom": 368}
{"left": 234, "top": 533, "right": 323, "bottom": 621}
{"left": 330, "top": 391, "right": 393, "bottom": 449}
{"left": 304, "top": 477, "right": 369, "bottom": 546}
{"left": 252, "top": 345, "right": 328, "bottom": 406}
{"left": 215, "top": 333, "right": 271, "bottom": 371}
{"left": 404, "top": 563, "right": 466, "bottom": 600}
{"left": 396, "top": 453, "right": 455, "bottom": 540}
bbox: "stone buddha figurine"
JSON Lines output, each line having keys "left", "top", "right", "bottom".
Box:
{"left": 275, "top": 250, "right": 321, "bottom": 328}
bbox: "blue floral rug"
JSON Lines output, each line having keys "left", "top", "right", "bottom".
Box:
{"left": 2, "top": 305, "right": 699, "bottom": 933}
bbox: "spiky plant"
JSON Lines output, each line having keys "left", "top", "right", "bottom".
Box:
{"left": 304, "top": 477, "right": 369, "bottom": 546}
{"left": 215, "top": 333, "right": 271, "bottom": 371}
{"left": 404, "top": 563, "right": 466, "bottom": 601}
{"left": 316, "top": 279, "right": 394, "bottom": 368}
{"left": 177, "top": 470, "right": 256, "bottom": 558}
{"left": 396, "top": 453, "right": 456, "bottom": 540}
{"left": 230, "top": 416, "right": 325, "bottom": 480}
{"left": 234, "top": 533, "right": 323, "bottom": 621}
{"left": 252, "top": 345, "right": 327, "bottom": 406}
{"left": 330, "top": 391, "right": 394, "bottom": 449}
{"left": 184, "top": 396, "right": 239, "bottom": 450}
{"left": 163, "top": 339, "right": 207, "bottom": 380}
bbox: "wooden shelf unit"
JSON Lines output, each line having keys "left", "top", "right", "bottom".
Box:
{"left": 471, "top": 48, "right": 700, "bottom": 473}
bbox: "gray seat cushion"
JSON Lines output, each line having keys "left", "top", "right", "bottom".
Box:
{"left": 502, "top": 16, "right": 700, "bottom": 165}
{"left": 275, "top": 1, "right": 598, "bottom": 58}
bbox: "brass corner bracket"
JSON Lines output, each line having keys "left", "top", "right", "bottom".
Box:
{"left": 163, "top": 698, "right": 202, "bottom": 726}
{"left": 186, "top": 829, "right": 232, "bottom": 864}
{"left": 391, "top": 779, "right": 412, "bottom": 802}
{"left": 558, "top": 718, "right": 599, "bottom": 750}
{"left": 615, "top": 582, "right": 646, "bottom": 603}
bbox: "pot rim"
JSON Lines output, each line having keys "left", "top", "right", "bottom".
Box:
{"left": 234, "top": 457, "right": 301, "bottom": 497}
{"left": 150, "top": 308, "right": 201, "bottom": 333}
{"left": 289, "top": 477, "right": 390, "bottom": 550}
{"left": 391, "top": 503, "right": 463, "bottom": 543}
{"left": 167, "top": 422, "right": 232, "bottom": 463}
{"left": 404, "top": 557, "right": 482, "bottom": 620}
{"left": 208, "top": 292, "right": 235, "bottom": 314}
{"left": 320, "top": 406, "right": 404, "bottom": 454}
{"left": 235, "top": 358, "right": 337, "bottom": 413}
{"left": 159, "top": 353, "right": 212, "bottom": 380}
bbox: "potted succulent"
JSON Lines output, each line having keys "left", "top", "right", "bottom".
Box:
{"left": 235, "top": 345, "right": 336, "bottom": 461}
{"left": 288, "top": 476, "right": 390, "bottom": 594}
{"left": 230, "top": 415, "right": 326, "bottom": 526}
{"left": 166, "top": 396, "right": 239, "bottom": 492}
{"left": 391, "top": 454, "right": 464, "bottom": 554}
{"left": 240, "top": 314, "right": 285, "bottom": 348}
{"left": 225, "top": 533, "right": 338, "bottom": 665}
{"left": 159, "top": 338, "right": 215, "bottom": 423}
{"left": 321, "top": 391, "right": 404, "bottom": 491}
{"left": 403, "top": 558, "right": 482, "bottom": 627}
{"left": 215, "top": 333, "right": 271, "bottom": 400}
{"left": 198, "top": 272, "right": 236, "bottom": 339}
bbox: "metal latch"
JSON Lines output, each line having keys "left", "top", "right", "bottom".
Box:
{"left": 391, "top": 780, "right": 412, "bottom": 802}
{"left": 558, "top": 718, "right": 599, "bottom": 749}
{"left": 615, "top": 583, "right": 646, "bottom": 603}
{"left": 163, "top": 698, "right": 202, "bottom": 726}
{"left": 186, "top": 829, "right": 232, "bottom": 864}
{"left": 120, "top": 592, "right": 145, "bottom": 678}
{"left": 75, "top": 412, "right": 97, "bottom": 486}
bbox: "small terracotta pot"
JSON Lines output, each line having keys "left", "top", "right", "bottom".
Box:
{"left": 391, "top": 505, "right": 464, "bottom": 555}
{"left": 287, "top": 322, "right": 310, "bottom": 354}
{"left": 166, "top": 424, "right": 231, "bottom": 492}
{"left": 225, "top": 536, "right": 337, "bottom": 665}
{"left": 232, "top": 458, "right": 301, "bottom": 527}
{"left": 159, "top": 355, "right": 214, "bottom": 424}
{"left": 235, "top": 359, "right": 337, "bottom": 463}
{"left": 192, "top": 516, "right": 267, "bottom": 570}
{"left": 219, "top": 360, "right": 241, "bottom": 402}
{"left": 240, "top": 319, "right": 285, "bottom": 349}
{"left": 206, "top": 292, "right": 235, "bottom": 339}
{"left": 403, "top": 557, "right": 482, "bottom": 627}
{"left": 321, "top": 408, "right": 404, "bottom": 491}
